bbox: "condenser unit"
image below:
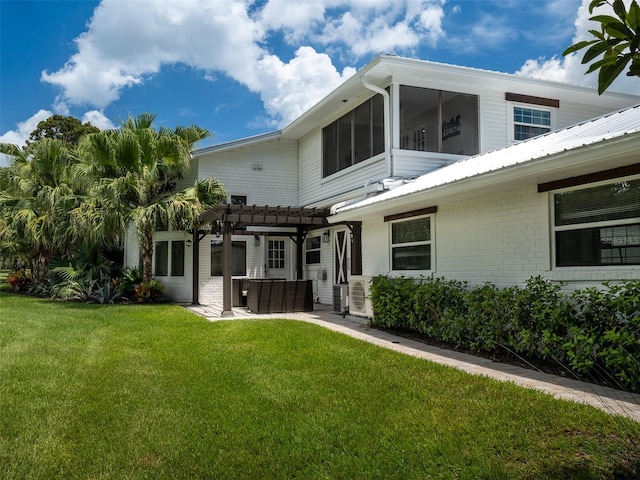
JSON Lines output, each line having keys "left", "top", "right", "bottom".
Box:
{"left": 348, "top": 275, "right": 373, "bottom": 318}
{"left": 333, "top": 284, "right": 349, "bottom": 314}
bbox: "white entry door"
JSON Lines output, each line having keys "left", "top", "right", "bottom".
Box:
{"left": 265, "top": 238, "right": 289, "bottom": 279}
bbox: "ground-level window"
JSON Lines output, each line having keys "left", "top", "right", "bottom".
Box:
{"left": 554, "top": 177, "right": 640, "bottom": 266}
{"left": 211, "top": 240, "right": 247, "bottom": 276}
{"left": 391, "top": 215, "right": 432, "bottom": 271}
{"left": 268, "top": 240, "right": 285, "bottom": 269}
{"left": 305, "top": 236, "right": 321, "bottom": 264}
{"left": 512, "top": 105, "right": 552, "bottom": 141}
{"left": 154, "top": 240, "right": 185, "bottom": 276}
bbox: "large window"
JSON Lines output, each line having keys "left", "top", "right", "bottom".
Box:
{"left": 391, "top": 216, "right": 433, "bottom": 271}
{"left": 554, "top": 178, "right": 640, "bottom": 267}
{"left": 154, "top": 240, "right": 185, "bottom": 276}
{"left": 211, "top": 241, "right": 247, "bottom": 276}
{"left": 512, "top": 105, "right": 552, "bottom": 141}
{"left": 305, "top": 236, "right": 321, "bottom": 264}
{"left": 399, "top": 86, "right": 478, "bottom": 156}
{"left": 322, "top": 94, "right": 384, "bottom": 177}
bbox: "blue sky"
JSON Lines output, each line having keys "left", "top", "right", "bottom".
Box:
{"left": 2, "top": 0, "right": 639, "bottom": 167}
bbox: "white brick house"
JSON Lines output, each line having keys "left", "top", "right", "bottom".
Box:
{"left": 126, "top": 54, "right": 640, "bottom": 307}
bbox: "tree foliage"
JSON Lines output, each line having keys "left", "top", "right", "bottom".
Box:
{"left": 563, "top": 0, "right": 640, "bottom": 94}
{"left": 28, "top": 114, "right": 100, "bottom": 145}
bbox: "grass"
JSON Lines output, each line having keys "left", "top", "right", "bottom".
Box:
{"left": 1, "top": 291, "right": 639, "bottom": 479}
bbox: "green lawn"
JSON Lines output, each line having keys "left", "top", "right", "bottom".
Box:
{"left": 1, "top": 292, "right": 638, "bottom": 479}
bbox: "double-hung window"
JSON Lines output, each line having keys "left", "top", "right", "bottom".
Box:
{"left": 305, "top": 236, "right": 321, "bottom": 264}
{"left": 553, "top": 177, "right": 640, "bottom": 267}
{"left": 513, "top": 106, "right": 552, "bottom": 140}
{"left": 390, "top": 215, "right": 433, "bottom": 271}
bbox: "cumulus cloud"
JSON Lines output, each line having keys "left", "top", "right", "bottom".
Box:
{"left": 40, "top": 0, "right": 447, "bottom": 123}
{"left": 0, "top": 110, "right": 53, "bottom": 166}
{"left": 81, "top": 110, "right": 116, "bottom": 130}
{"left": 516, "top": 0, "right": 640, "bottom": 94}
{"left": 257, "top": 46, "right": 356, "bottom": 126}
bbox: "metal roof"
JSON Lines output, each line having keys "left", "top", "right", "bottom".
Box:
{"left": 332, "top": 103, "right": 640, "bottom": 216}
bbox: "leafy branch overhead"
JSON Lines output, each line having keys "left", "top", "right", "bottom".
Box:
{"left": 563, "top": 0, "right": 640, "bottom": 94}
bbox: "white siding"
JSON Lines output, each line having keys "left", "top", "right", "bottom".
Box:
{"left": 152, "top": 231, "right": 193, "bottom": 303}
{"left": 198, "top": 139, "right": 298, "bottom": 206}
{"left": 359, "top": 185, "right": 640, "bottom": 291}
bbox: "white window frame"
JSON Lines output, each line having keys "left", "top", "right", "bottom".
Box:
{"left": 389, "top": 214, "right": 435, "bottom": 273}
{"left": 154, "top": 240, "right": 185, "bottom": 277}
{"left": 507, "top": 102, "right": 555, "bottom": 143}
{"left": 551, "top": 175, "right": 640, "bottom": 268}
{"left": 305, "top": 236, "right": 321, "bottom": 265}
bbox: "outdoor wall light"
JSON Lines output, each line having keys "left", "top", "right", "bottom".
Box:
{"left": 322, "top": 230, "right": 330, "bottom": 243}
{"left": 186, "top": 239, "right": 193, "bottom": 248}
{"left": 254, "top": 235, "right": 261, "bottom": 247}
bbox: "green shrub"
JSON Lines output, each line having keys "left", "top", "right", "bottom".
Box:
{"left": 369, "top": 275, "right": 640, "bottom": 392}
{"left": 134, "top": 279, "right": 166, "bottom": 304}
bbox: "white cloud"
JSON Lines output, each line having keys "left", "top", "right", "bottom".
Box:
{"left": 0, "top": 110, "right": 53, "bottom": 166}
{"left": 256, "top": 46, "right": 356, "bottom": 126}
{"left": 516, "top": 0, "right": 640, "bottom": 95}
{"left": 81, "top": 110, "right": 116, "bottom": 130}
{"left": 0, "top": 109, "right": 53, "bottom": 147}
{"left": 42, "top": 0, "right": 266, "bottom": 108}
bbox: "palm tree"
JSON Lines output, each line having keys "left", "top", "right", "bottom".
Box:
{"left": 75, "top": 113, "right": 226, "bottom": 282}
{"left": 0, "top": 139, "right": 81, "bottom": 279}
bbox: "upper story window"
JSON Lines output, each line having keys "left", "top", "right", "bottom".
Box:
{"left": 506, "top": 93, "right": 558, "bottom": 143}
{"left": 553, "top": 177, "right": 640, "bottom": 267}
{"left": 513, "top": 106, "right": 552, "bottom": 140}
{"left": 399, "top": 86, "right": 478, "bottom": 156}
{"left": 322, "top": 94, "right": 384, "bottom": 178}
{"left": 390, "top": 215, "right": 433, "bottom": 271}
{"left": 230, "top": 195, "right": 247, "bottom": 205}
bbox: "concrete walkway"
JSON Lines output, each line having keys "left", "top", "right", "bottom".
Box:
{"left": 185, "top": 302, "right": 640, "bottom": 422}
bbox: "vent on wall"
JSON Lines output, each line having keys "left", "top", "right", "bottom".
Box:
{"left": 348, "top": 275, "right": 373, "bottom": 318}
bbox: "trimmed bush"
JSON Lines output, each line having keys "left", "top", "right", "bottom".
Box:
{"left": 369, "top": 275, "right": 640, "bottom": 392}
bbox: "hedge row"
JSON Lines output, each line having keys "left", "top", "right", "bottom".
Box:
{"left": 369, "top": 275, "right": 640, "bottom": 392}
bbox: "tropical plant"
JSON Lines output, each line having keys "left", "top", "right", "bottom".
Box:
{"left": 74, "top": 113, "right": 227, "bottom": 282}
{"left": 0, "top": 139, "right": 83, "bottom": 279}
{"left": 563, "top": 0, "right": 640, "bottom": 93}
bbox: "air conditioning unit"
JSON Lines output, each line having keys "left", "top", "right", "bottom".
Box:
{"left": 348, "top": 275, "right": 373, "bottom": 318}
{"left": 333, "top": 284, "right": 349, "bottom": 314}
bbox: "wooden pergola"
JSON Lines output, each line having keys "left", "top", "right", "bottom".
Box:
{"left": 193, "top": 204, "right": 359, "bottom": 316}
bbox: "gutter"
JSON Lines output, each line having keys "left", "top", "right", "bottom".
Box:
{"left": 361, "top": 75, "right": 392, "bottom": 177}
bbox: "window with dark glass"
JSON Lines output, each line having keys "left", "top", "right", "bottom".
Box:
{"left": 211, "top": 241, "right": 247, "bottom": 276}
{"left": 400, "top": 86, "right": 478, "bottom": 156}
{"left": 554, "top": 178, "right": 640, "bottom": 266}
{"left": 154, "top": 241, "right": 169, "bottom": 276}
{"left": 171, "top": 240, "right": 185, "bottom": 276}
{"left": 305, "top": 236, "right": 321, "bottom": 264}
{"left": 391, "top": 216, "right": 432, "bottom": 271}
{"left": 322, "top": 94, "right": 384, "bottom": 177}
{"left": 230, "top": 195, "right": 247, "bottom": 205}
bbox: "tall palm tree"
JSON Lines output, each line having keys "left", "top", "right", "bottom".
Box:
{"left": 75, "top": 113, "right": 226, "bottom": 282}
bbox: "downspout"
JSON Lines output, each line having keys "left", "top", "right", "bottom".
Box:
{"left": 361, "top": 75, "right": 392, "bottom": 177}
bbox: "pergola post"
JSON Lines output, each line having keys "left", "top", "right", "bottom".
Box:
{"left": 296, "top": 227, "right": 304, "bottom": 280}
{"left": 221, "top": 221, "right": 234, "bottom": 317}
{"left": 191, "top": 228, "right": 199, "bottom": 305}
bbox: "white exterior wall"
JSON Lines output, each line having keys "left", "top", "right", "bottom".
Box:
{"left": 359, "top": 185, "right": 639, "bottom": 291}
{"left": 152, "top": 230, "right": 194, "bottom": 303}
{"left": 198, "top": 234, "right": 265, "bottom": 306}
{"left": 198, "top": 138, "right": 298, "bottom": 205}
